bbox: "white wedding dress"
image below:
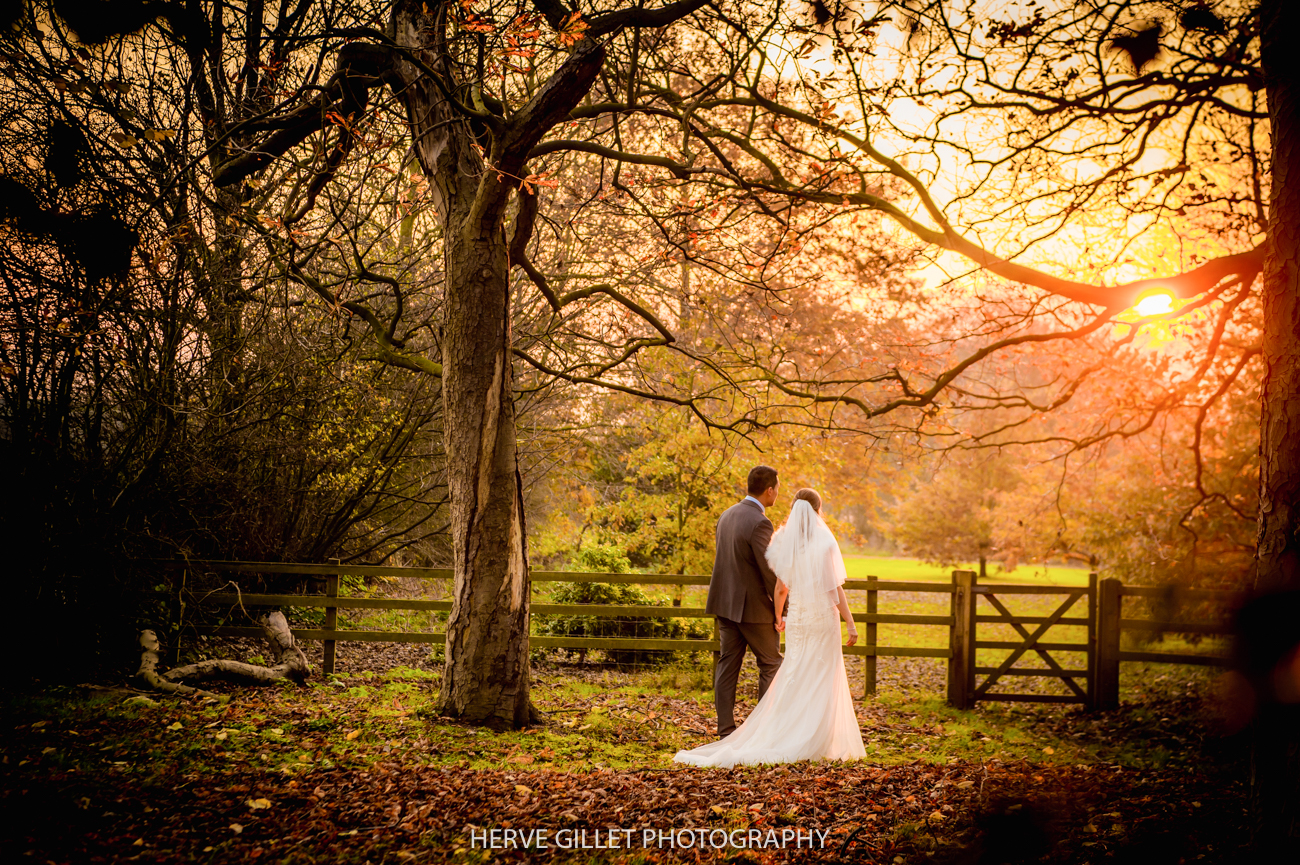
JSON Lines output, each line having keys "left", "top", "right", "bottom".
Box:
{"left": 674, "top": 500, "right": 866, "bottom": 768}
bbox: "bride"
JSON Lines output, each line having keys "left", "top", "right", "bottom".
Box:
{"left": 675, "top": 488, "right": 867, "bottom": 767}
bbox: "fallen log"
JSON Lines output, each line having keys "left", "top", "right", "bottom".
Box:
{"left": 137, "top": 630, "right": 224, "bottom": 700}
{"left": 138, "top": 611, "right": 310, "bottom": 697}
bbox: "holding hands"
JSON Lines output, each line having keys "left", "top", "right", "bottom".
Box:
{"left": 773, "top": 578, "right": 789, "bottom": 633}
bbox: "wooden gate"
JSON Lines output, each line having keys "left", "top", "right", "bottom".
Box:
{"left": 948, "top": 571, "right": 1098, "bottom": 709}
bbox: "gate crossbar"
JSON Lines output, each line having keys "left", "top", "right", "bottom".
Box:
{"left": 974, "top": 590, "right": 1088, "bottom": 700}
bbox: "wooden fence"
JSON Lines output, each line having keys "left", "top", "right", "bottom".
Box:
{"left": 155, "top": 561, "right": 1235, "bottom": 710}
{"left": 1092, "top": 580, "right": 1235, "bottom": 709}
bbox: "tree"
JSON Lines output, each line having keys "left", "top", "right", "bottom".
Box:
{"left": 891, "top": 454, "right": 1023, "bottom": 579}
{"left": 536, "top": 401, "right": 868, "bottom": 585}
{"left": 196, "top": 0, "right": 935, "bottom": 727}
{"left": 1060, "top": 381, "right": 1259, "bottom": 590}
{"left": 0, "top": 0, "right": 455, "bottom": 681}
{"left": 707, "top": 0, "right": 1287, "bottom": 847}
{"left": 353, "top": 0, "right": 1293, "bottom": 836}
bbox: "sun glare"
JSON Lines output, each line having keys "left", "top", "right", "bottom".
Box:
{"left": 1113, "top": 287, "right": 1213, "bottom": 351}
{"left": 1134, "top": 292, "right": 1174, "bottom": 317}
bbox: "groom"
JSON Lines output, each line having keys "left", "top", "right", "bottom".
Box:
{"left": 706, "top": 465, "right": 783, "bottom": 737}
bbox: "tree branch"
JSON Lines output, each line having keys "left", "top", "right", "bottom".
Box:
{"left": 212, "top": 42, "right": 392, "bottom": 187}
{"left": 588, "top": 0, "right": 711, "bottom": 38}
{"left": 287, "top": 264, "right": 443, "bottom": 376}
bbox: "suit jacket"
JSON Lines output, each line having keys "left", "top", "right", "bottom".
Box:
{"left": 706, "top": 499, "right": 780, "bottom": 623}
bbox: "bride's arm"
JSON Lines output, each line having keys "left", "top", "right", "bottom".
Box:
{"left": 773, "top": 579, "right": 788, "bottom": 632}
{"left": 834, "top": 586, "right": 859, "bottom": 646}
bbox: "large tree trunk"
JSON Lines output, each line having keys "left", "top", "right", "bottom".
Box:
{"left": 1251, "top": 0, "right": 1300, "bottom": 852}
{"left": 437, "top": 210, "right": 535, "bottom": 728}
{"left": 390, "top": 1, "right": 532, "bottom": 728}
{"left": 388, "top": 1, "right": 604, "bottom": 728}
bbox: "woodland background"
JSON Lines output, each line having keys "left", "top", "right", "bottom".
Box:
{"left": 0, "top": 2, "right": 1261, "bottom": 690}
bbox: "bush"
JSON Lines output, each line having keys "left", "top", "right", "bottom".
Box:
{"left": 571, "top": 544, "right": 633, "bottom": 574}
{"left": 533, "top": 548, "right": 710, "bottom": 666}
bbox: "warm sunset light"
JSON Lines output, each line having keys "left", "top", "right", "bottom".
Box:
{"left": 1134, "top": 291, "right": 1175, "bottom": 316}
{"left": 1113, "top": 288, "right": 1200, "bottom": 347}
{"left": 6, "top": 1, "right": 1292, "bottom": 861}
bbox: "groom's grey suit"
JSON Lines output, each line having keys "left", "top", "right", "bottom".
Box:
{"left": 707, "top": 498, "right": 784, "bottom": 736}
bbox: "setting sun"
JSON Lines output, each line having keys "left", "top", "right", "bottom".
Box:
{"left": 1134, "top": 291, "right": 1175, "bottom": 316}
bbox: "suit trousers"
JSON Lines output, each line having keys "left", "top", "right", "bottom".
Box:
{"left": 713, "top": 616, "right": 783, "bottom": 736}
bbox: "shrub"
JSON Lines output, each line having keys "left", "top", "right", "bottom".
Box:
{"left": 533, "top": 546, "right": 710, "bottom": 666}
{"left": 572, "top": 544, "right": 633, "bottom": 574}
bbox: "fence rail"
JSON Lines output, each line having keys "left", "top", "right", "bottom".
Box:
{"left": 1090, "top": 579, "right": 1234, "bottom": 706}
{"left": 153, "top": 560, "right": 1236, "bottom": 709}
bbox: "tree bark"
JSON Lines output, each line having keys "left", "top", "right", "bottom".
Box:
{"left": 193, "top": 0, "right": 623, "bottom": 729}
{"left": 386, "top": 3, "right": 530, "bottom": 728}
{"left": 437, "top": 223, "right": 535, "bottom": 727}
{"left": 1251, "top": 0, "right": 1300, "bottom": 852}
{"left": 137, "top": 630, "right": 224, "bottom": 700}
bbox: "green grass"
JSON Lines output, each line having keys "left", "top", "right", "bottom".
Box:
{"left": 30, "top": 670, "right": 645, "bottom": 777}
{"left": 289, "top": 561, "right": 1218, "bottom": 692}
{"left": 242, "top": 562, "right": 1223, "bottom": 742}
{"left": 1, "top": 667, "right": 713, "bottom": 778}
{"left": 301, "top": 559, "right": 1093, "bottom": 643}
{"left": 2, "top": 660, "right": 1240, "bottom": 865}
{"left": 848, "top": 563, "right": 1093, "bottom": 657}
{"left": 843, "top": 556, "right": 1095, "bottom": 586}
{"left": 531, "top": 560, "right": 1228, "bottom": 672}
{"left": 4, "top": 648, "right": 1226, "bottom": 793}
{"left": 537, "top": 557, "right": 1095, "bottom": 612}
{"left": 852, "top": 581, "right": 1224, "bottom": 663}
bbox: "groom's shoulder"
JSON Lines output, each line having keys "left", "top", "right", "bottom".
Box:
{"left": 719, "top": 500, "right": 764, "bottom": 528}
{"left": 720, "top": 499, "right": 752, "bottom": 516}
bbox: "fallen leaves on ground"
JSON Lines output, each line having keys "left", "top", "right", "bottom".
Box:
{"left": 0, "top": 650, "right": 1243, "bottom": 862}
{"left": 2, "top": 750, "right": 1247, "bottom": 863}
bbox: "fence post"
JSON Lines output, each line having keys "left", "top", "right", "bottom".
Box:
{"left": 1086, "top": 572, "right": 1098, "bottom": 709}
{"left": 967, "top": 569, "right": 978, "bottom": 706}
{"left": 1095, "top": 577, "right": 1122, "bottom": 710}
{"left": 711, "top": 617, "right": 719, "bottom": 681}
{"left": 948, "top": 570, "right": 976, "bottom": 709}
{"left": 323, "top": 571, "right": 339, "bottom": 676}
{"left": 864, "top": 575, "right": 878, "bottom": 698}
{"left": 167, "top": 565, "right": 187, "bottom": 667}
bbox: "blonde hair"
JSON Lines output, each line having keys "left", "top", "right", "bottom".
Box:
{"left": 792, "top": 488, "right": 821, "bottom": 511}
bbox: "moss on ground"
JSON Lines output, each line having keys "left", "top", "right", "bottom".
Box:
{"left": 2, "top": 658, "right": 1227, "bottom": 785}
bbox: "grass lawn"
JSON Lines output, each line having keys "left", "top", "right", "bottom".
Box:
{"left": 315, "top": 560, "right": 1226, "bottom": 701}
{"left": 565, "top": 557, "right": 1095, "bottom": 617}
{"left": 842, "top": 556, "right": 1095, "bottom": 586}
{"left": 2, "top": 656, "right": 1228, "bottom": 778}
{"left": 532, "top": 559, "right": 1216, "bottom": 672}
